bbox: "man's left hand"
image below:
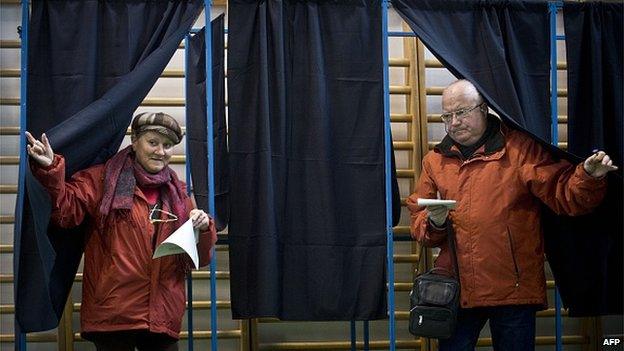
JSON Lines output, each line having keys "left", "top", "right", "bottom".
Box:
{"left": 190, "top": 209, "right": 212, "bottom": 232}
{"left": 583, "top": 151, "right": 618, "bottom": 178}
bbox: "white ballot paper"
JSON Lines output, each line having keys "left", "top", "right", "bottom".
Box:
{"left": 417, "top": 198, "right": 457, "bottom": 209}
{"left": 153, "top": 218, "right": 199, "bottom": 269}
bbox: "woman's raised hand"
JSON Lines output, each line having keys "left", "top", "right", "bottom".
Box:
{"left": 25, "top": 131, "right": 54, "bottom": 167}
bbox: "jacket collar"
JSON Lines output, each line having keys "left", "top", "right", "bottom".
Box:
{"left": 435, "top": 115, "right": 506, "bottom": 160}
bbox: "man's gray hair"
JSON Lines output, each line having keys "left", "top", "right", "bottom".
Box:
{"left": 445, "top": 79, "right": 484, "bottom": 105}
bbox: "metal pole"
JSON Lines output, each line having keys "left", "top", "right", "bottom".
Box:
{"left": 15, "top": 1, "right": 30, "bottom": 350}
{"left": 183, "top": 33, "right": 196, "bottom": 351}
{"left": 381, "top": 1, "right": 396, "bottom": 350}
{"left": 203, "top": 2, "right": 218, "bottom": 350}
{"left": 549, "top": 2, "right": 563, "bottom": 351}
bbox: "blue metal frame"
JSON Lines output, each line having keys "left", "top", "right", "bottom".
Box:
{"left": 381, "top": 1, "right": 396, "bottom": 350}
{"left": 549, "top": 2, "right": 564, "bottom": 351}
{"left": 15, "top": 1, "right": 30, "bottom": 350}
{"left": 353, "top": 28, "right": 416, "bottom": 350}
{"left": 183, "top": 34, "right": 196, "bottom": 351}
{"left": 202, "top": 2, "right": 219, "bottom": 350}
{"left": 184, "top": 4, "right": 218, "bottom": 351}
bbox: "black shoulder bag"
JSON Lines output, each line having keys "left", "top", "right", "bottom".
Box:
{"left": 409, "top": 223, "right": 460, "bottom": 339}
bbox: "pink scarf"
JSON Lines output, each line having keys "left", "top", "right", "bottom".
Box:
{"left": 99, "top": 146, "right": 189, "bottom": 231}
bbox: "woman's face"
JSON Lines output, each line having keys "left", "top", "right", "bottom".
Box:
{"left": 132, "top": 131, "right": 174, "bottom": 173}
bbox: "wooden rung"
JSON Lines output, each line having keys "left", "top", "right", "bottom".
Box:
{"left": 0, "top": 304, "right": 15, "bottom": 314}
{"left": 160, "top": 69, "right": 184, "bottom": 78}
{"left": 0, "top": 126, "right": 193, "bottom": 136}
{"left": 393, "top": 254, "right": 419, "bottom": 263}
{"left": 393, "top": 141, "right": 413, "bottom": 150}
{"left": 0, "top": 185, "right": 17, "bottom": 194}
{"left": 0, "top": 69, "right": 19, "bottom": 77}
{"left": 0, "top": 40, "right": 20, "bottom": 49}
{"left": 178, "top": 330, "right": 242, "bottom": 340}
{"left": 394, "top": 308, "right": 566, "bottom": 320}
{"left": 140, "top": 98, "right": 185, "bottom": 106}
{"left": 0, "top": 127, "right": 20, "bottom": 135}
{"left": 0, "top": 116, "right": 567, "bottom": 137}
{"left": 70, "top": 329, "right": 242, "bottom": 341}
{"left": 0, "top": 97, "right": 188, "bottom": 107}
{"left": 393, "top": 226, "right": 410, "bottom": 235}
{"left": 390, "top": 113, "right": 412, "bottom": 122}
{"left": 0, "top": 215, "right": 14, "bottom": 224}
{"left": 389, "top": 85, "right": 411, "bottom": 94}
{"left": 396, "top": 169, "right": 415, "bottom": 178}
{"left": 0, "top": 68, "right": 186, "bottom": 79}
{"left": 0, "top": 271, "right": 231, "bottom": 284}
{"left": 425, "top": 58, "right": 567, "bottom": 70}
{"left": 0, "top": 98, "right": 19, "bottom": 105}
{"left": 427, "top": 141, "right": 568, "bottom": 150}
{"left": 393, "top": 282, "right": 412, "bottom": 291}
{"left": 71, "top": 300, "right": 233, "bottom": 312}
{"left": 536, "top": 308, "right": 569, "bottom": 317}
{"left": 428, "top": 114, "right": 568, "bottom": 124}
{"left": 258, "top": 340, "right": 421, "bottom": 350}
{"left": 0, "top": 156, "right": 18, "bottom": 165}
{"left": 478, "top": 335, "right": 586, "bottom": 346}
{"left": 426, "top": 86, "right": 567, "bottom": 97}
{"left": 388, "top": 58, "right": 410, "bottom": 67}
{"left": 0, "top": 333, "right": 57, "bottom": 342}
{"left": 0, "top": 245, "right": 12, "bottom": 253}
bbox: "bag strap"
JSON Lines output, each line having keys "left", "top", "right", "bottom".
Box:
{"left": 446, "top": 222, "right": 460, "bottom": 280}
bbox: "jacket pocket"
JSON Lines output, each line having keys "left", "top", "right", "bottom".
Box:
{"left": 506, "top": 227, "right": 521, "bottom": 287}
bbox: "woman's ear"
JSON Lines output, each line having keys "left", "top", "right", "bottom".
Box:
{"left": 130, "top": 134, "right": 137, "bottom": 150}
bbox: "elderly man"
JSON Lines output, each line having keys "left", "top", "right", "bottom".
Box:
{"left": 406, "top": 80, "right": 617, "bottom": 351}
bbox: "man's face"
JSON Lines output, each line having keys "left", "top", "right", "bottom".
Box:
{"left": 441, "top": 92, "right": 487, "bottom": 146}
{"left": 132, "top": 131, "right": 174, "bottom": 173}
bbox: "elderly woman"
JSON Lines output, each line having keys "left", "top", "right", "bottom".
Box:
{"left": 26, "top": 112, "right": 217, "bottom": 351}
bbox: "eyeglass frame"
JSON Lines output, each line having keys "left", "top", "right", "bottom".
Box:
{"left": 149, "top": 205, "right": 178, "bottom": 224}
{"left": 440, "top": 102, "right": 486, "bottom": 124}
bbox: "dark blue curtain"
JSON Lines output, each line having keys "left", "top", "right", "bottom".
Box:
{"left": 542, "top": 1, "right": 623, "bottom": 316}
{"left": 393, "top": 0, "right": 551, "bottom": 141}
{"left": 227, "top": 0, "right": 395, "bottom": 320}
{"left": 186, "top": 15, "right": 229, "bottom": 231}
{"left": 14, "top": 0, "right": 203, "bottom": 332}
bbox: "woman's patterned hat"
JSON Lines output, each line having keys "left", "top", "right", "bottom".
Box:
{"left": 131, "top": 112, "right": 184, "bottom": 144}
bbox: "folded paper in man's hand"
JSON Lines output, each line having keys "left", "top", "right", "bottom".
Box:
{"left": 417, "top": 198, "right": 457, "bottom": 209}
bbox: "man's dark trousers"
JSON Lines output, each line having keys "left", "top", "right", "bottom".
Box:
{"left": 439, "top": 305, "right": 538, "bottom": 351}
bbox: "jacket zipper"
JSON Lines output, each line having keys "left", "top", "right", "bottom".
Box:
{"left": 506, "top": 227, "right": 520, "bottom": 287}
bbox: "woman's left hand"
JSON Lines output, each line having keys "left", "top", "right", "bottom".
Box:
{"left": 190, "top": 209, "right": 212, "bottom": 232}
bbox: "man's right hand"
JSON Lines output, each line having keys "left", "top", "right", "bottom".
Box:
{"left": 427, "top": 205, "right": 449, "bottom": 227}
{"left": 26, "top": 131, "right": 54, "bottom": 167}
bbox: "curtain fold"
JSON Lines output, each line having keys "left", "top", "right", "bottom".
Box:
{"left": 541, "top": 1, "right": 622, "bottom": 316}
{"left": 186, "top": 15, "right": 229, "bottom": 231}
{"left": 393, "top": 0, "right": 551, "bottom": 141}
{"left": 227, "top": 0, "right": 394, "bottom": 320}
{"left": 14, "top": 0, "right": 203, "bottom": 332}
